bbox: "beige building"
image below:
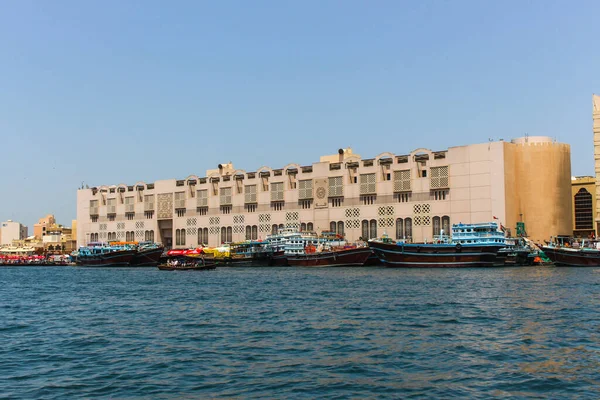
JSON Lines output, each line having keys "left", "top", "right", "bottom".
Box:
{"left": 572, "top": 176, "right": 596, "bottom": 238}
{"left": 76, "top": 137, "right": 573, "bottom": 249}
{"left": 33, "top": 214, "right": 57, "bottom": 240}
{"left": 594, "top": 94, "right": 600, "bottom": 234}
{"left": 0, "top": 220, "right": 28, "bottom": 246}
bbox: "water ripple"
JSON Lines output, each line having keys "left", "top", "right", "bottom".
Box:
{"left": 1, "top": 266, "right": 600, "bottom": 398}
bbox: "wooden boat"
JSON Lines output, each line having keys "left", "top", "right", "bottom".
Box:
{"left": 539, "top": 236, "right": 600, "bottom": 266}
{"left": 130, "top": 242, "right": 164, "bottom": 266}
{"left": 369, "top": 223, "right": 506, "bottom": 268}
{"left": 76, "top": 243, "right": 136, "bottom": 267}
{"left": 287, "top": 246, "right": 373, "bottom": 267}
{"left": 158, "top": 262, "right": 216, "bottom": 271}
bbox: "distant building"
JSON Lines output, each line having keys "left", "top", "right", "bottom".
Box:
{"left": 572, "top": 176, "right": 596, "bottom": 238}
{"left": 77, "top": 136, "right": 573, "bottom": 248}
{"left": 33, "top": 214, "right": 57, "bottom": 240}
{"left": 0, "top": 220, "right": 28, "bottom": 246}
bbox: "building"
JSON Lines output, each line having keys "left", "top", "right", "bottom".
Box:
{"left": 76, "top": 137, "right": 573, "bottom": 249}
{"left": 0, "top": 220, "right": 28, "bottom": 246}
{"left": 572, "top": 176, "right": 596, "bottom": 238}
{"left": 33, "top": 214, "right": 57, "bottom": 240}
{"left": 594, "top": 94, "right": 600, "bottom": 235}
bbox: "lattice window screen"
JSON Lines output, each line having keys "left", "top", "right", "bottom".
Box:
{"left": 271, "top": 182, "right": 284, "bottom": 201}
{"left": 393, "top": 170, "right": 411, "bottom": 192}
{"left": 220, "top": 187, "right": 232, "bottom": 205}
{"left": 196, "top": 190, "right": 208, "bottom": 207}
{"left": 412, "top": 203, "right": 431, "bottom": 226}
{"left": 144, "top": 194, "right": 155, "bottom": 211}
{"left": 245, "top": 185, "right": 257, "bottom": 203}
{"left": 298, "top": 179, "right": 313, "bottom": 199}
{"left": 430, "top": 166, "right": 449, "bottom": 189}
{"left": 174, "top": 192, "right": 186, "bottom": 208}
{"left": 328, "top": 176, "right": 343, "bottom": 197}
{"left": 359, "top": 173, "right": 376, "bottom": 194}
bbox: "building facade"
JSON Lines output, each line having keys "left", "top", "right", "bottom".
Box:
{"left": 33, "top": 214, "right": 57, "bottom": 240}
{"left": 571, "top": 176, "right": 596, "bottom": 238}
{"left": 0, "top": 220, "right": 28, "bottom": 246}
{"left": 594, "top": 94, "right": 600, "bottom": 235}
{"left": 76, "top": 137, "right": 573, "bottom": 249}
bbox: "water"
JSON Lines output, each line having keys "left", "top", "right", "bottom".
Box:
{"left": 1, "top": 266, "right": 600, "bottom": 399}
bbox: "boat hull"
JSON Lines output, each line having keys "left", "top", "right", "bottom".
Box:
{"left": 494, "top": 248, "right": 535, "bottom": 266}
{"left": 287, "top": 247, "right": 373, "bottom": 267}
{"left": 76, "top": 249, "right": 136, "bottom": 267}
{"left": 540, "top": 246, "right": 600, "bottom": 266}
{"left": 130, "top": 247, "right": 164, "bottom": 266}
{"left": 369, "top": 241, "right": 504, "bottom": 268}
{"left": 158, "top": 263, "right": 216, "bottom": 271}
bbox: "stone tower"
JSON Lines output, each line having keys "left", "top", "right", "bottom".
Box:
{"left": 594, "top": 94, "right": 600, "bottom": 235}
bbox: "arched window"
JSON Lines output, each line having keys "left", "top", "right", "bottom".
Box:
{"left": 198, "top": 228, "right": 203, "bottom": 245}
{"left": 370, "top": 219, "right": 377, "bottom": 239}
{"left": 330, "top": 221, "right": 337, "bottom": 233}
{"left": 337, "top": 221, "right": 344, "bottom": 237}
{"left": 307, "top": 222, "right": 314, "bottom": 231}
{"left": 272, "top": 224, "right": 278, "bottom": 235}
{"left": 575, "top": 188, "right": 593, "bottom": 230}
{"left": 221, "top": 227, "right": 227, "bottom": 244}
{"left": 301, "top": 223, "right": 307, "bottom": 231}
{"left": 246, "top": 226, "right": 251, "bottom": 240}
{"left": 227, "top": 226, "right": 232, "bottom": 243}
{"left": 203, "top": 228, "right": 208, "bottom": 244}
{"left": 175, "top": 229, "right": 180, "bottom": 246}
{"left": 442, "top": 216, "right": 450, "bottom": 234}
{"left": 432, "top": 216, "right": 441, "bottom": 237}
{"left": 252, "top": 225, "right": 258, "bottom": 240}
{"left": 396, "top": 218, "right": 404, "bottom": 239}
{"left": 362, "top": 220, "right": 369, "bottom": 240}
{"left": 404, "top": 218, "right": 412, "bottom": 240}
{"left": 181, "top": 229, "right": 186, "bottom": 246}
{"left": 279, "top": 224, "right": 284, "bottom": 230}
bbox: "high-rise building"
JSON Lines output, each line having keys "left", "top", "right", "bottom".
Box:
{"left": 76, "top": 137, "right": 573, "bottom": 249}
{"left": 593, "top": 94, "right": 600, "bottom": 235}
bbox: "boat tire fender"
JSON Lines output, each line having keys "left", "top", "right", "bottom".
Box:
{"left": 456, "top": 243, "right": 462, "bottom": 252}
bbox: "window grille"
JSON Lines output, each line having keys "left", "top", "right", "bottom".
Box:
{"left": 245, "top": 185, "right": 257, "bottom": 203}
{"left": 328, "top": 176, "right": 343, "bottom": 197}
{"left": 298, "top": 179, "right": 313, "bottom": 199}
{"left": 359, "top": 173, "right": 376, "bottom": 194}
{"left": 271, "top": 182, "right": 284, "bottom": 201}
{"left": 430, "top": 166, "right": 449, "bottom": 189}
{"left": 393, "top": 170, "right": 411, "bottom": 192}
{"left": 196, "top": 190, "right": 208, "bottom": 207}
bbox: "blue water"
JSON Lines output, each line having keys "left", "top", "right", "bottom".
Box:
{"left": 1, "top": 266, "right": 600, "bottom": 399}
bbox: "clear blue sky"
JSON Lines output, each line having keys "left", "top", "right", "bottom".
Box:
{"left": 1, "top": 0, "right": 599, "bottom": 229}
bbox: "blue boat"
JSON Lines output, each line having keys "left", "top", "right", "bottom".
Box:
{"left": 368, "top": 222, "right": 506, "bottom": 267}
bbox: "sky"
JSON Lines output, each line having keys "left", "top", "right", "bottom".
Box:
{"left": 1, "top": 0, "right": 599, "bottom": 229}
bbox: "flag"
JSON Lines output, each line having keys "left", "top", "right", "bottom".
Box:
{"left": 500, "top": 224, "right": 506, "bottom": 232}
{"left": 493, "top": 216, "right": 498, "bottom": 220}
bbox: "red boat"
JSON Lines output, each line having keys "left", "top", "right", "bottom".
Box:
{"left": 286, "top": 247, "right": 373, "bottom": 267}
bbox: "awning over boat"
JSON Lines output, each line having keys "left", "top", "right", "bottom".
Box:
{"left": 166, "top": 247, "right": 203, "bottom": 256}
